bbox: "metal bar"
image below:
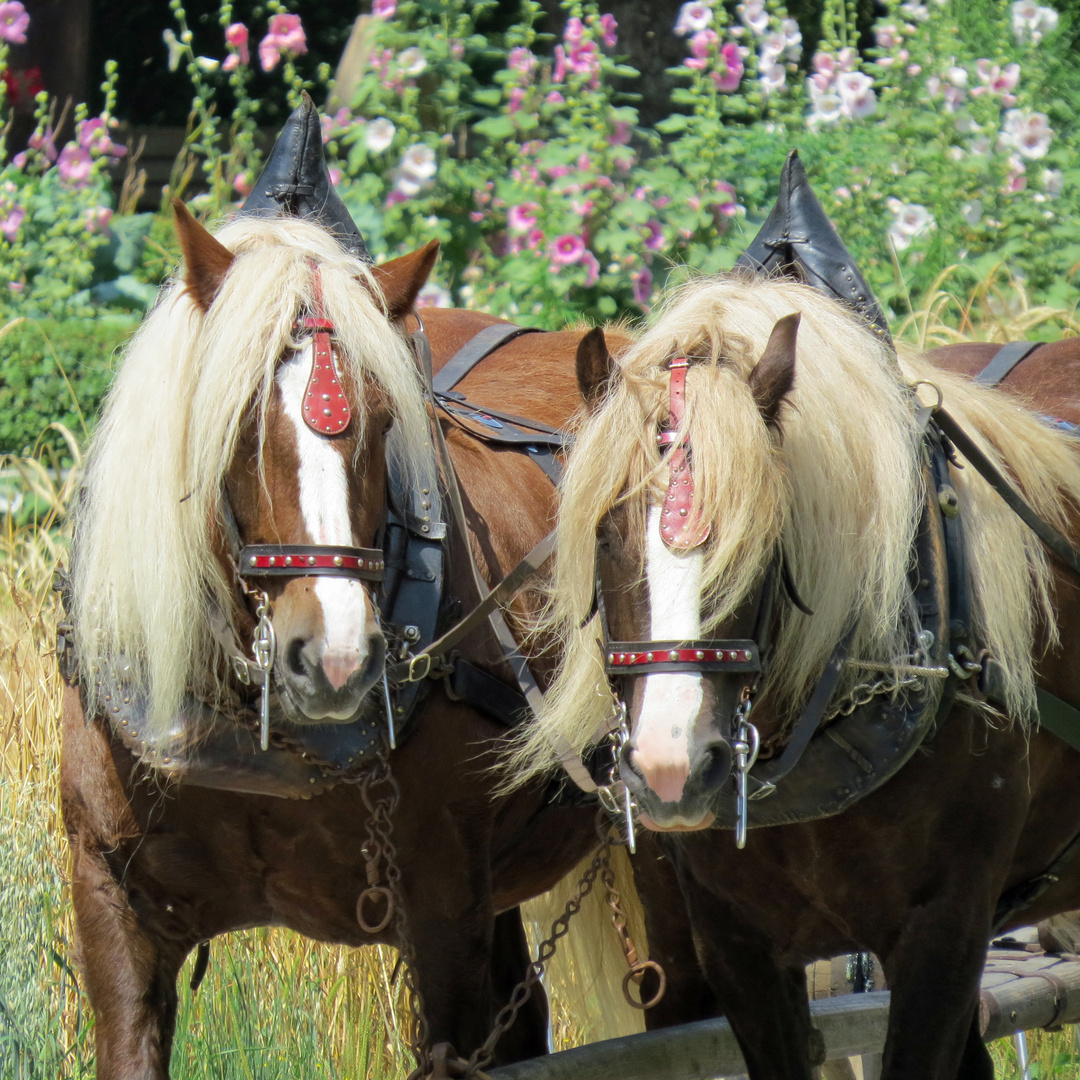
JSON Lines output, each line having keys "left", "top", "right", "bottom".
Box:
{"left": 489, "top": 993, "right": 891, "bottom": 1080}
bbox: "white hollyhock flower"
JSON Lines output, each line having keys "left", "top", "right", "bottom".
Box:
{"left": 365, "top": 118, "right": 396, "bottom": 153}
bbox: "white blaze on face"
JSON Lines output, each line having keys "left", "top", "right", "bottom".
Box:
{"left": 631, "top": 503, "right": 705, "bottom": 803}
{"left": 277, "top": 345, "right": 371, "bottom": 687}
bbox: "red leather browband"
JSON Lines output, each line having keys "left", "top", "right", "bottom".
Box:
{"left": 240, "top": 544, "right": 385, "bottom": 582}
{"left": 605, "top": 639, "right": 760, "bottom": 675}
{"left": 658, "top": 356, "right": 710, "bottom": 550}
{"left": 299, "top": 265, "right": 352, "bottom": 437}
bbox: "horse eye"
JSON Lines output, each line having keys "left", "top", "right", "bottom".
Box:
{"left": 382, "top": 416, "right": 395, "bottom": 435}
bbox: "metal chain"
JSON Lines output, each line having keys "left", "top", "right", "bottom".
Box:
{"left": 825, "top": 651, "right": 949, "bottom": 722}
{"left": 461, "top": 817, "right": 617, "bottom": 1076}
{"left": 600, "top": 854, "right": 666, "bottom": 1010}
{"left": 359, "top": 752, "right": 432, "bottom": 1077}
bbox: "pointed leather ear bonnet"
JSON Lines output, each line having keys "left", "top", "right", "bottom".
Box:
{"left": 240, "top": 91, "right": 371, "bottom": 263}
{"left": 736, "top": 150, "right": 892, "bottom": 348}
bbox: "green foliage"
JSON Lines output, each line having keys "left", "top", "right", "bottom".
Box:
{"left": 0, "top": 317, "right": 134, "bottom": 458}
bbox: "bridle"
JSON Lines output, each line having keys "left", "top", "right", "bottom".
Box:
{"left": 223, "top": 262, "right": 389, "bottom": 749}
{"left": 592, "top": 354, "right": 775, "bottom": 846}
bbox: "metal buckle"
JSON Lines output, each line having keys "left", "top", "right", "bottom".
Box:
{"left": 404, "top": 652, "right": 432, "bottom": 683}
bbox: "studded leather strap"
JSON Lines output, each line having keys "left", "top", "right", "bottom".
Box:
{"left": 658, "top": 357, "right": 710, "bottom": 549}
{"left": 300, "top": 264, "right": 352, "bottom": 436}
{"left": 240, "top": 544, "right": 385, "bottom": 582}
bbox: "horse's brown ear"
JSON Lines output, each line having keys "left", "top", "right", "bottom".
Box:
{"left": 576, "top": 326, "right": 616, "bottom": 412}
{"left": 749, "top": 312, "right": 799, "bottom": 428}
{"left": 172, "top": 198, "right": 235, "bottom": 312}
{"left": 371, "top": 240, "right": 440, "bottom": 320}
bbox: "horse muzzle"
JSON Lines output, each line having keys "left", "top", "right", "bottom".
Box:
{"left": 278, "top": 630, "right": 386, "bottom": 723}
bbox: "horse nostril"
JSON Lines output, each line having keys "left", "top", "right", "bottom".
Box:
{"left": 699, "top": 739, "right": 734, "bottom": 794}
{"left": 286, "top": 637, "right": 309, "bottom": 679}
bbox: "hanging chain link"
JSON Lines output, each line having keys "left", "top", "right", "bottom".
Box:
{"left": 357, "top": 751, "right": 433, "bottom": 1077}
{"left": 600, "top": 848, "right": 666, "bottom": 1010}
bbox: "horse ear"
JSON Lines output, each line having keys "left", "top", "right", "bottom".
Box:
{"left": 371, "top": 240, "right": 440, "bottom": 320}
{"left": 576, "top": 326, "right": 616, "bottom": 411}
{"left": 172, "top": 198, "right": 235, "bottom": 312}
{"left": 749, "top": 312, "right": 800, "bottom": 428}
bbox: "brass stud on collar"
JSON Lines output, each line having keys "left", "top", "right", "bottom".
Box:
{"left": 334, "top": 555, "right": 343, "bottom": 567}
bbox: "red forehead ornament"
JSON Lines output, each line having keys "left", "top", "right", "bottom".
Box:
{"left": 658, "top": 356, "right": 710, "bottom": 550}
{"left": 299, "top": 264, "right": 351, "bottom": 436}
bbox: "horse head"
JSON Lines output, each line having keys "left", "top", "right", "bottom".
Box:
{"left": 71, "top": 203, "right": 439, "bottom": 743}
{"left": 528, "top": 277, "right": 921, "bottom": 833}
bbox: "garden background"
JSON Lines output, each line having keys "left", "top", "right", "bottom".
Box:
{"left": 2, "top": 0, "right": 1080, "bottom": 1075}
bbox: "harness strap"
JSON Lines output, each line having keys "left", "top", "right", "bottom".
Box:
{"left": 974, "top": 340, "right": 1043, "bottom": 387}
{"left": 409, "top": 328, "right": 547, "bottom": 718}
{"left": 432, "top": 322, "right": 543, "bottom": 395}
{"left": 753, "top": 626, "right": 856, "bottom": 792}
{"left": 390, "top": 529, "right": 557, "bottom": 683}
{"left": 934, "top": 406, "right": 1080, "bottom": 578}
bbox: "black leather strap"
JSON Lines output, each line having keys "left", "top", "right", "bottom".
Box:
{"left": 447, "top": 659, "right": 531, "bottom": 727}
{"left": 432, "top": 322, "right": 543, "bottom": 394}
{"left": 974, "top": 341, "right": 1042, "bottom": 387}
{"left": 390, "top": 529, "right": 557, "bottom": 684}
{"left": 934, "top": 406, "right": 1080, "bottom": 578}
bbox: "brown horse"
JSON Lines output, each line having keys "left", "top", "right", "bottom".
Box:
{"left": 60, "top": 203, "right": 636, "bottom": 1077}
{"left": 516, "top": 275, "right": 1080, "bottom": 1079}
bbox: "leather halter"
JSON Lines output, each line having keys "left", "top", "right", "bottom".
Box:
{"left": 658, "top": 356, "right": 710, "bottom": 549}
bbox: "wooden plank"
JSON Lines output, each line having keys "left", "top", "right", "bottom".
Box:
{"left": 488, "top": 994, "right": 892, "bottom": 1080}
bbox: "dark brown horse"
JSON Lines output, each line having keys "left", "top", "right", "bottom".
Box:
{"left": 519, "top": 272, "right": 1080, "bottom": 1080}
{"left": 59, "top": 187, "right": 644, "bottom": 1077}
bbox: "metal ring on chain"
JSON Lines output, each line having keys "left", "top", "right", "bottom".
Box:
{"left": 356, "top": 885, "right": 395, "bottom": 934}
{"left": 622, "top": 959, "right": 667, "bottom": 1010}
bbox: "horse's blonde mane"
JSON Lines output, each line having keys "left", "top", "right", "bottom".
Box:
{"left": 513, "top": 276, "right": 1080, "bottom": 781}
{"left": 72, "top": 216, "right": 436, "bottom": 741}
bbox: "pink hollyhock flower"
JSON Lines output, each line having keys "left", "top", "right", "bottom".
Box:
{"left": 644, "top": 220, "right": 664, "bottom": 250}
{"left": 508, "top": 203, "right": 539, "bottom": 233}
{"left": 526, "top": 228, "right": 544, "bottom": 250}
{"left": 0, "top": 203, "right": 25, "bottom": 240}
{"left": 373, "top": 0, "right": 396, "bottom": 16}
{"left": 714, "top": 43, "right": 744, "bottom": 92}
{"left": 545, "top": 90, "right": 565, "bottom": 106}
{"left": 12, "top": 151, "right": 26, "bottom": 168}
{"left": 632, "top": 266, "right": 653, "bottom": 306}
{"left": 564, "top": 16, "right": 585, "bottom": 45}
{"left": 28, "top": 126, "right": 57, "bottom": 163}
{"left": 553, "top": 45, "right": 568, "bottom": 82}
{"left": 225, "top": 22, "right": 249, "bottom": 65}
{"left": 508, "top": 47, "right": 537, "bottom": 76}
{"left": 84, "top": 206, "right": 113, "bottom": 233}
{"left": 686, "top": 28, "right": 719, "bottom": 69}
{"left": 508, "top": 87, "right": 526, "bottom": 113}
{"left": 0, "top": 2, "right": 29, "bottom": 45}
{"left": 566, "top": 40, "right": 601, "bottom": 80}
{"left": 551, "top": 233, "right": 586, "bottom": 265}
{"left": 600, "top": 13, "right": 618, "bottom": 48}
{"left": 233, "top": 172, "right": 252, "bottom": 197}
{"left": 581, "top": 250, "right": 600, "bottom": 286}
{"left": 259, "top": 13, "right": 307, "bottom": 72}
{"left": 57, "top": 144, "right": 92, "bottom": 187}
{"left": 711, "top": 181, "right": 738, "bottom": 217}
{"left": 608, "top": 121, "right": 631, "bottom": 145}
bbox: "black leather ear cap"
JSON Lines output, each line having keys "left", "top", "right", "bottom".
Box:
{"left": 736, "top": 149, "right": 892, "bottom": 347}
{"left": 239, "top": 90, "right": 371, "bottom": 262}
